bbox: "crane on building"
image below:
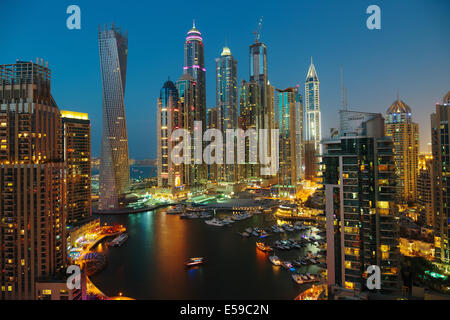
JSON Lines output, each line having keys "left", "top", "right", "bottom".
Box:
{"left": 254, "top": 16, "right": 263, "bottom": 43}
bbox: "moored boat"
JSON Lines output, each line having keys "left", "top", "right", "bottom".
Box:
{"left": 185, "top": 257, "right": 204, "bottom": 267}
{"left": 256, "top": 242, "right": 272, "bottom": 252}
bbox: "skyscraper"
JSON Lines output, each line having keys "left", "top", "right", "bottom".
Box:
{"left": 176, "top": 73, "right": 199, "bottom": 188}
{"left": 385, "top": 99, "right": 419, "bottom": 203}
{"left": 323, "top": 112, "right": 400, "bottom": 294}
{"left": 294, "top": 88, "right": 304, "bottom": 181}
{"left": 0, "top": 61, "right": 67, "bottom": 299}
{"left": 249, "top": 40, "right": 267, "bottom": 126}
{"left": 184, "top": 21, "right": 206, "bottom": 184}
{"left": 305, "top": 57, "right": 321, "bottom": 152}
{"left": 431, "top": 91, "right": 450, "bottom": 264}
{"left": 239, "top": 80, "right": 261, "bottom": 180}
{"left": 216, "top": 46, "right": 238, "bottom": 182}
{"left": 157, "top": 80, "right": 182, "bottom": 190}
{"left": 61, "top": 110, "right": 91, "bottom": 225}
{"left": 418, "top": 154, "right": 434, "bottom": 226}
{"left": 276, "top": 87, "right": 299, "bottom": 198}
{"left": 206, "top": 107, "right": 218, "bottom": 182}
{"left": 98, "top": 24, "right": 130, "bottom": 211}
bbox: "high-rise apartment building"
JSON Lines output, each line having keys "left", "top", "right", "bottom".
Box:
{"left": 176, "top": 73, "right": 199, "bottom": 189}
{"left": 276, "top": 87, "right": 299, "bottom": 198}
{"left": 61, "top": 110, "right": 91, "bottom": 226}
{"left": 98, "top": 24, "right": 130, "bottom": 210}
{"left": 323, "top": 112, "right": 400, "bottom": 294}
{"left": 206, "top": 107, "right": 218, "bottom": 182}
{"left": 157, "top": 80, "right": 183, "bottom": 190}
{"left": 216, "top": 46, "right": 238, "bottom": 182}
{"left": 431, "top": 92, "right": 450, "bottom": 263}
{"left": 295, "top": 88, "right": 304, "bottom": 181}
{"left": 385, "top": 100, "right": 419, "bottom": 203}
{"left": 238, "top": 80, "right": 261, "bottom": 180}
{"left": 184, "top": 22, "right": 207, "bottom": 185}
{"left": 0, "top": 61, "right": 67, "bottom": 299}
{"left": 418, "top": 154, "right": 433, "bottom": 226}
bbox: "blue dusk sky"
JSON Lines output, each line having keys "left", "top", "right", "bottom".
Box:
{"left": 0, "top": 0, "right": 449, "bottom": 159}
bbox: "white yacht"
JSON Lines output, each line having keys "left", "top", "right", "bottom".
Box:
{"left": 205, "top": 218, "right": 224, "bottom": 227}
{"left": 269, "top": 255, "right": 281, "bottom": 266}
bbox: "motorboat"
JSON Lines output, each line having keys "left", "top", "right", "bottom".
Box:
{"left": 109, "top": 233, "right": 128, "bottom": 247}
{"left": 256, "top": 242, "right": 273, "bottom": 252}
{"left": 282, "top": 261, "right": 294, "bottom": 269}
{"left": 185, "top": 257, "right": 204, "bottom": 267}
{"left": 291, "top": 273, "right": 317, "bottom": 284}
{"left": 205, "top": 218, "right": 225, "bottom": 226}
{"left": 245, "top": 227, "right": 253, "bottom": 233}
{"left": 269, "top": 255, "right": 281, "bottom": 266}
{"left": 167, "top": 205, "right": 185, "bottom": 214}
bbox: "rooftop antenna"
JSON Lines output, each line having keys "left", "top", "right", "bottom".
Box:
{"left": 340, "top": 65, "right": 348, "bottom": 110}
{"left": 254, "top": 16, "right": 263, "bottom": 43}
{"left": 396, "top": 89, "right": 399, "bottom": 101}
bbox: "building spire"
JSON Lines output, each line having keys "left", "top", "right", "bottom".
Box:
{"left": 193, "top": 19, "right": 195, "bottom": 28}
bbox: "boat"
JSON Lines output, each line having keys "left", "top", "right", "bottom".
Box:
{"left": 269, "top": 255, "right": 281, "bottom": 266}
{"left": 256, "top": 242, "right": 273, "bottom": 252}
{"left": 259, "top": 231, "right": 269, "bottom": 238}
{"left": 205, "top": 218, "right": 225, "bottom": 227}
{"left": 245, "top": 227, "right": 253, "bottom": 233}
{"left": 282, "top": 261, "right": 294, "bottom": 269}
{"left": 185, "top": 257, "right": 204, "bottom": 267}
{"left": 291, "top": 273, "right": 317, "bottom": 284}
{"left": 292, "top": 260, "right": 303, "bottom": 267}
{"left": 167, "top": 205, "right": 184, "bottom": 214}
{"left": 179, "top": 213, "right": 190, "bottom": 219}
{"left": 306, "top": 273, "right": 318, "bottom": 280}
{"left": 252, "top": 231, "right": 259, "bottom": 237}
{"left": 240, "top": 232, "right": 250, "bottom": 238}
{"left": 222, "top": 217, "right": 235, "bottom": 225}
{"left": 109, "top": 233, "right": 128, "bottom": 247}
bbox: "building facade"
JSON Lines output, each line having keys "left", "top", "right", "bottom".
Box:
{"left": 157, "top": 80, "right": 183, "bottom": 190}
{"left": 304, "top": 58, "right": 321, "bottom": 152}
{"left": 323, "top": 113, "right": 401, "bottom": 294}
{"left": 98, "top": 24, "right": 130, "bottom": 210}
{"left": 184, "top": 23, "right": 206, "bottom": 185}
{"left": 238, "top": 80, "right": 261, "bottom": 180}
{"left": 417, "top": 153, "right": 434, "bottom": 226}
{"left": 61, "top": 110, "right": 91, "bottom": 226}
{"left": 206, "top": 107, "right": 218, "bottom": 182}
{"left": 216, "top": 46, "right": 238, "bottom": 183}
{"left": 385, "top": 100, "right": 419, "bottom": 203}
{"left": 295, "top": 88, "right": 304, "bottom": 181}
{"left": 176, "top": 73, "right": 200, "bottom": 189}
{"left": 276, "top": 87, "right": 298, "bottom": 198}
{"left": 431, "top": 92, "right": 450, "bottom": 263}
{"left": 0, "top": 61, "right": 67, "bottom": 299}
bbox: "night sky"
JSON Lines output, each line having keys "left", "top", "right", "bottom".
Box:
{"left": 1, "top": 0, "right": 449, "bottom": 159}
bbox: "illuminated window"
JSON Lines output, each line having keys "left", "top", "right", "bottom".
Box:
{"left": 345, "top": 282, "right": 355, "bottom": 290}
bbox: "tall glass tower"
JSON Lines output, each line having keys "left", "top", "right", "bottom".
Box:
{"left": 184, "top": 21, "right": 206, "bottom": 184}
{"left": 216, "top": 46, "right": 238, "bottom": 182}
{"left": 249, "top": 41, "right": 268, "bottom": 132}
{"left": 184, "top": 22, "right": 206, "bottom": 125}
{"left": 305, "top": 57, "right": 321, "bottom": 151}
{"left": 98, "top": 24, "right": 130, "bottom": 211}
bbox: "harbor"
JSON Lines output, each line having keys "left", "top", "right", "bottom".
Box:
{"left": 89, "top": 203, "right": 326, "bottom": 299}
